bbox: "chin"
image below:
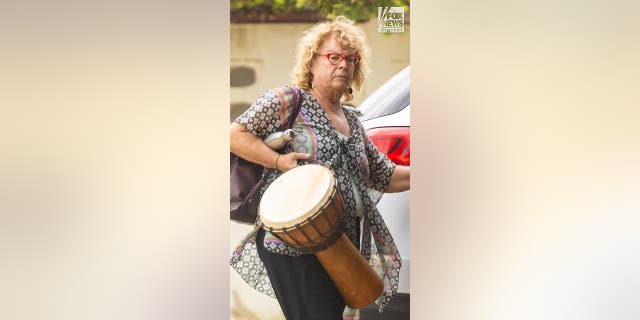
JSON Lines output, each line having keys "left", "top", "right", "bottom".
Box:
{"left": 331, "top": 82, "right": 348, "bottom": 90}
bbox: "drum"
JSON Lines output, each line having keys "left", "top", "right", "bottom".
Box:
{"left": 259, "top": 164, "right": 383, "bottom": 309}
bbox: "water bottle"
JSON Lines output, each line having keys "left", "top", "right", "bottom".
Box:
{"left": 263, "top": 129, "right": 296, "bottom": 150}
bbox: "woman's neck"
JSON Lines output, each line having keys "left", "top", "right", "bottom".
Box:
{"left": 310, "top": 87, "right": 342, "bottom": 113}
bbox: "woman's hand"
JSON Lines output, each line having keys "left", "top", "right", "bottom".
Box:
{"left": 231, "top": 122, "right": 311, "bottom": 171}
{"left": 277, "top": 152, "right": 312, "bottom": 172}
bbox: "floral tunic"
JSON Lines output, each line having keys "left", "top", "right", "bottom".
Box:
{"left": 230, "top": 86, "right": 401, "bottom": 317}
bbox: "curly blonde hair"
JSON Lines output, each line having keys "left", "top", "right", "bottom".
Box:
{"left": 291, "top": 16, "right": 370, "bottom": 102}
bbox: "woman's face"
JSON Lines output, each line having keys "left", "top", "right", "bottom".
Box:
{"left": 310, "top": 35, "right": 357, "bottom": 94}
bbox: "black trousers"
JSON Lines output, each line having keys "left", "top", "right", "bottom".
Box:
{"left": 256, "top": 228, "right": 345, "bottom": 320}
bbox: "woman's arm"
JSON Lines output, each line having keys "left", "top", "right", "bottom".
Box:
{"left": 230, "top": 122, "right": 310, "bottom": 172}
{"left": 385, "top": 165, "right": 410, "bottom": 193}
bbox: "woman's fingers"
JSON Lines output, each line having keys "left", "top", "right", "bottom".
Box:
{"left": 293, "top": 152, "right": 312, "bottom": 160}
{"left": 292, "top": 153, "right": 311, "bottom": 167}
{"left": 293, "top": 153, "right": 311, "bottom": 166}
{"left": 279, "top": 152, "right": 311, "bottom": 171}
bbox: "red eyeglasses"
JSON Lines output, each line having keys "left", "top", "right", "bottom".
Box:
{"left": 318, "top": 53, "right": 361, "bottom": 65}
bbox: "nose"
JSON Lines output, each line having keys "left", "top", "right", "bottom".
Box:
{"left": 337, "top": 57, "right": 349, "bottom": 69}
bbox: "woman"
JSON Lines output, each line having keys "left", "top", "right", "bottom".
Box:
{"left": 230, "top": 16, "right": 410, "bottom": 320}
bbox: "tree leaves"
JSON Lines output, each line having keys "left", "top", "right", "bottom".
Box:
{"left": 230, "top": 0, "right": 409, "bottom": 22}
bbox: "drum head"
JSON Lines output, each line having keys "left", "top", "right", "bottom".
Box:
{"left": 260, "top": 164, "right": 335, "bottom": 229}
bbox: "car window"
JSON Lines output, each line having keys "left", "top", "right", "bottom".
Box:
{"left": 358, "top": 66, "right": 410, "bottom": 121}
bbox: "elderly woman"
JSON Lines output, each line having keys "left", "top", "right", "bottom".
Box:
{"left": 230, "top": 16, "right": 410, "bottom": 319}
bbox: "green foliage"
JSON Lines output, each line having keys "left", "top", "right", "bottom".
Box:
{"left": 230, "top": 0, "right": 409, "bottom": 22}
{"left": 318, "top": 0, "right": 409, "bottom": 22}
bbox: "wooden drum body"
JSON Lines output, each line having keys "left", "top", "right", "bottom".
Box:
{"left": 259, "top": 164, "right": 383, "bottom": 309}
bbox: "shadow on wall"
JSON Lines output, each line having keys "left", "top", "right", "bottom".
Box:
{"left": 230, "top": 65, "right": 256, "bottom": 122}
{"left": 231, "top": 102, "right": 251, "bottom": 122}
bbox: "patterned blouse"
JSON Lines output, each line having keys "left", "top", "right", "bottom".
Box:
{"left": 230, "top": 86, "right": 401, "bottom": 317}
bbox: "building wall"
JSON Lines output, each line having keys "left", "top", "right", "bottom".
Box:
{"left": 230, "top": 19, "right": 410, "bottom": 121}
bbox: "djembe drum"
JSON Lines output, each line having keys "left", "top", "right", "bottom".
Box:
{"left": 259, "top": 164, "right": 383, "bottom": 309}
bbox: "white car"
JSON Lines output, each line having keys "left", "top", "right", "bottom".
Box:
{"left": 359, "top": 66, "right": 410, "bottom": 319}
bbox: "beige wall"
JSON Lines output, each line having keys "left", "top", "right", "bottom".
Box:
{"left": 230, "top": 19, "right": 410, "bottom": 121}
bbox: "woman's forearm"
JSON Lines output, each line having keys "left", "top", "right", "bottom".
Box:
{"left": 230, "top": 122, "right": 280, "bottom": 169}
{"left": 386, "top": 165, "right": 410, "bottom": 193}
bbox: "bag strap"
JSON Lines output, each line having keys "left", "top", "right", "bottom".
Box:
{"left": 284, "top": 87, "right": 303, "bottom": 130}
